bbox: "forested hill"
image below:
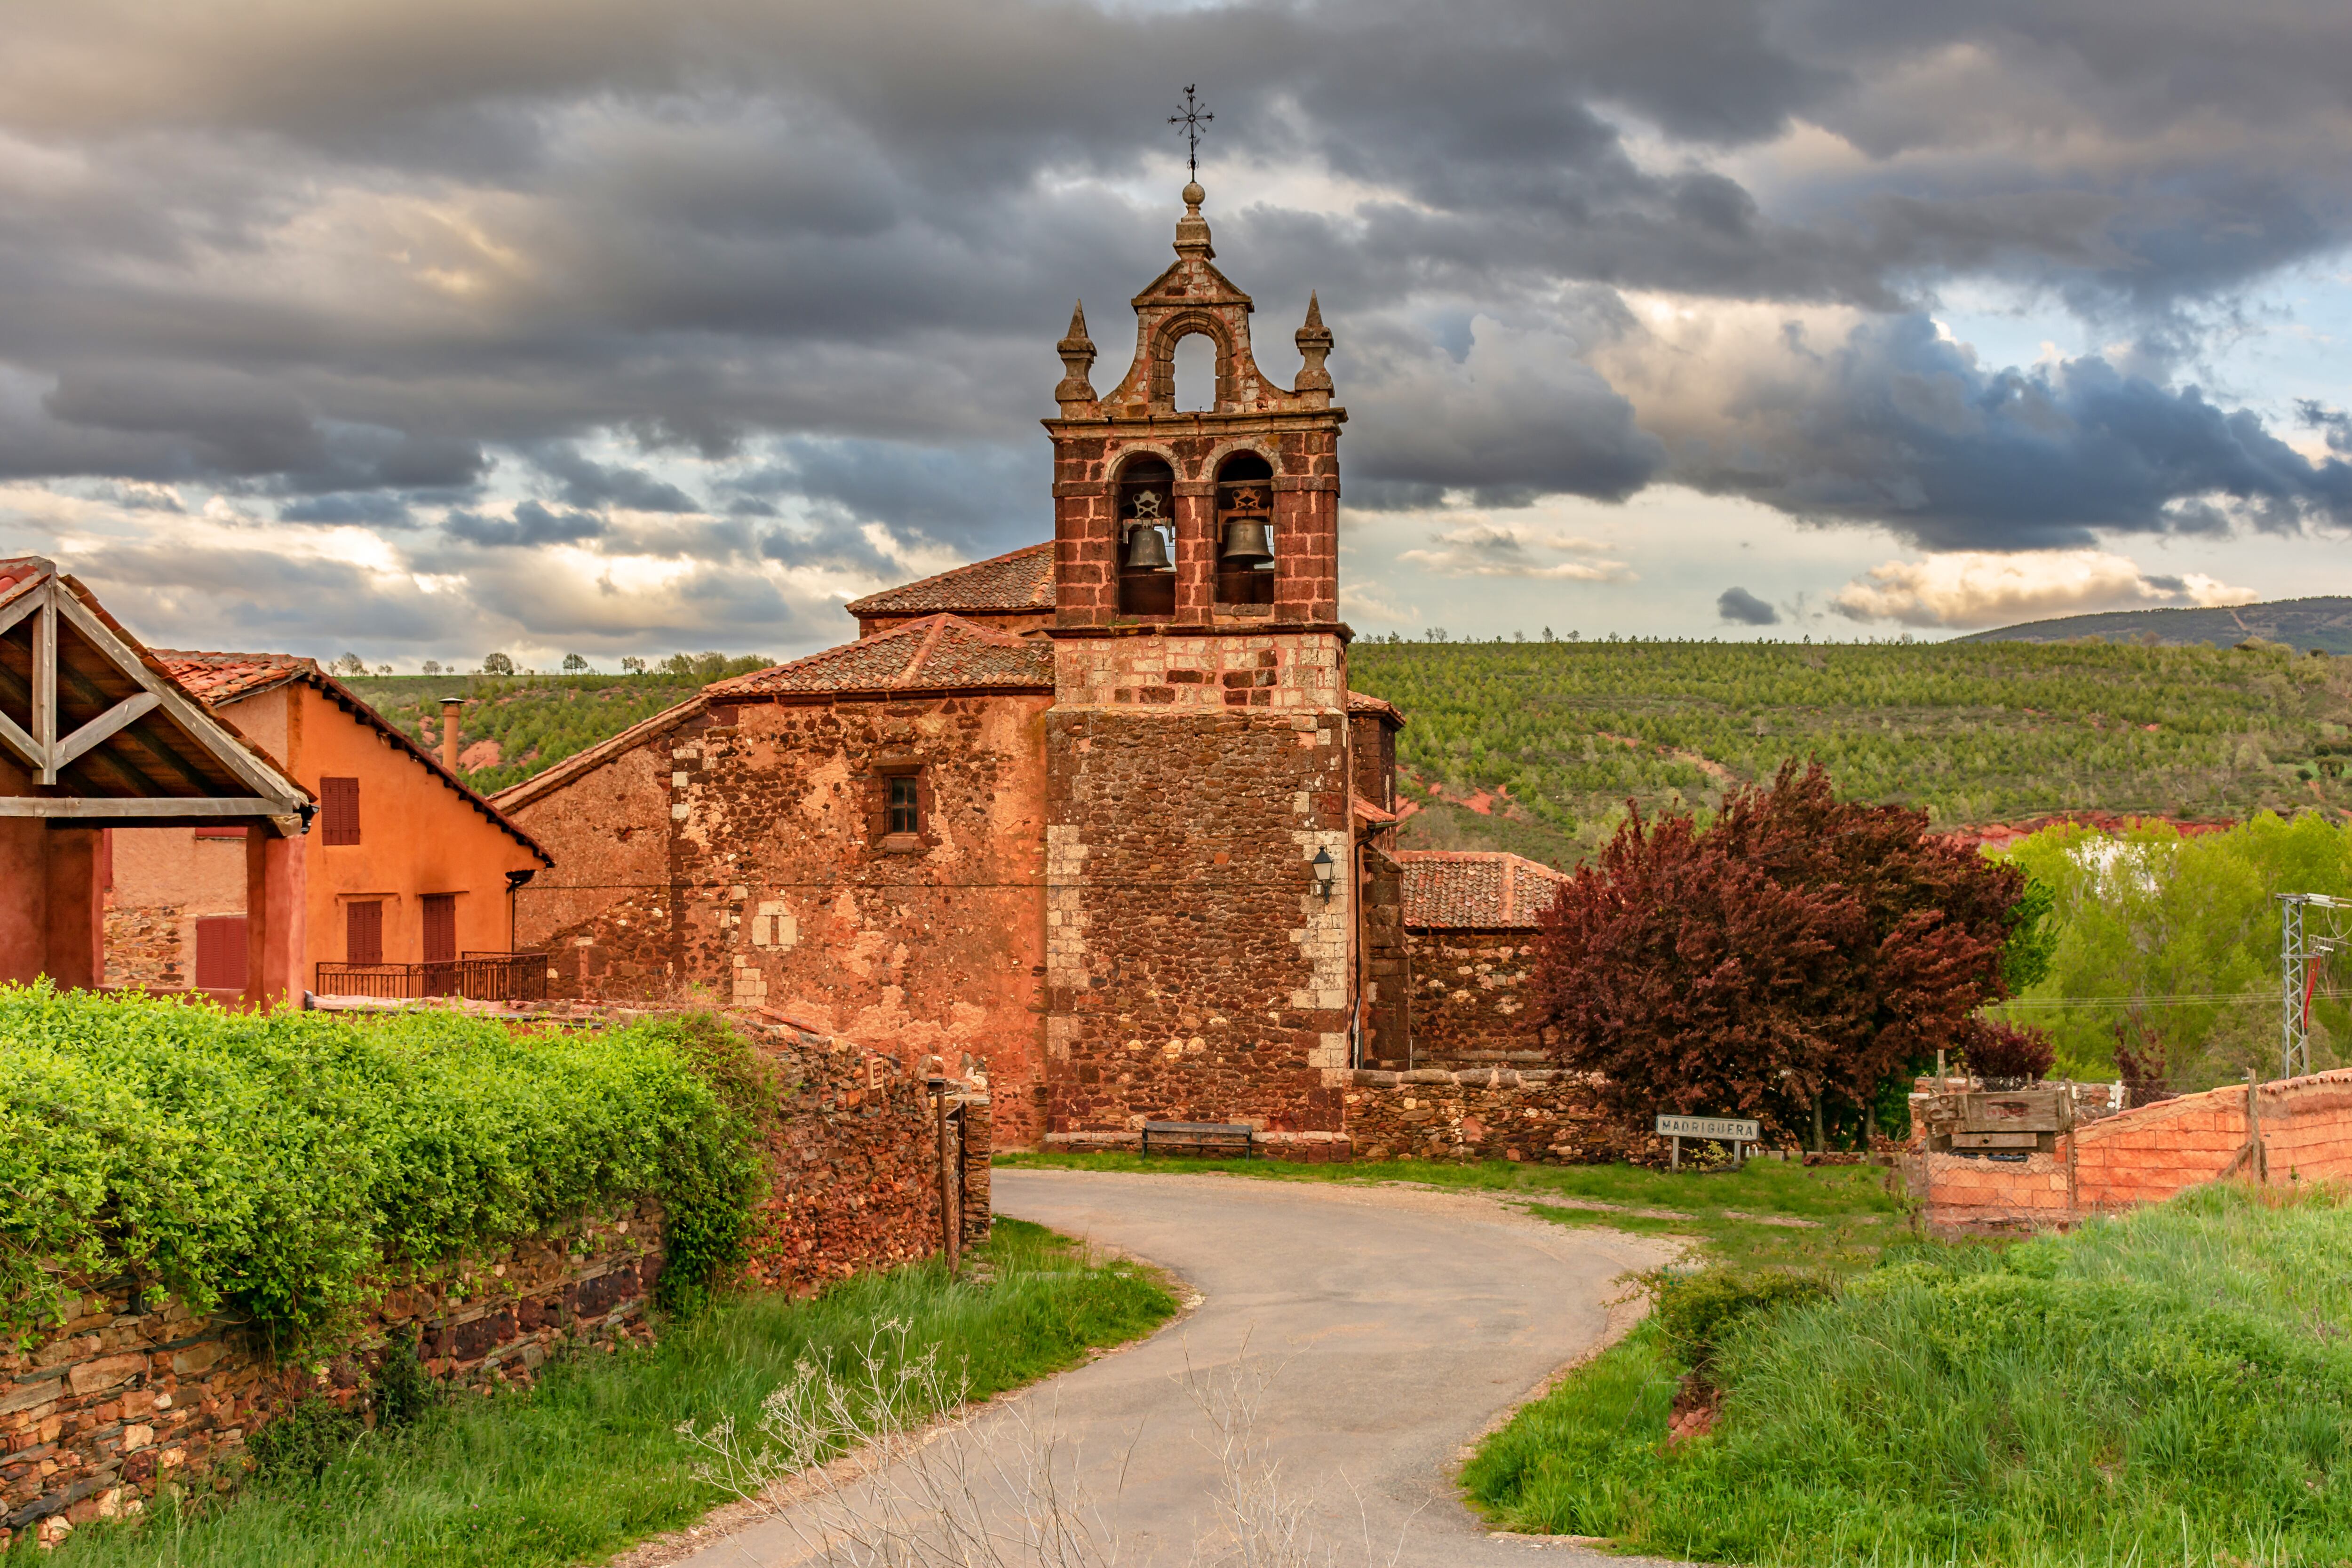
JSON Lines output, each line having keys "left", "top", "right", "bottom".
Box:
{"left": 342, "top": 658, "right": 766, "bottom": 796}
{"left": 1962, "top": 597, "right": 2352, "bottom": 653}
{"left": 1347, "top": 637, "right": 2352, "bottom": 868}
{"left": 341, "top": 640, "right": 2352, "bottom": 867}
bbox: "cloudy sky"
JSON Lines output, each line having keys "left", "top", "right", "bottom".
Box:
{"left": 4, "top": 0, "right": 2351, "bottom": 667}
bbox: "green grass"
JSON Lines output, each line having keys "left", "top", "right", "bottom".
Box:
{"left": 1464, "top": 1183, "right": 2352, "bottom": 1567}
{"left": 995, "top": 1150, "right": 1907, "bottom": 1274}
{"left": 38, "top": 1219, "right": 1175, "bottom": 1568}
{"left": 1347, "top": 637, "right": 2352, "bottom": 866}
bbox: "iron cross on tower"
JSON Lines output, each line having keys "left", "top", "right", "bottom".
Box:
{"left": 1169, "top": 85, "right": 1212, "bottom": 179}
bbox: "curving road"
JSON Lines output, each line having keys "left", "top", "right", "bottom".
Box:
{"left": 670, "top": 1169, "right": 1685, "bottom": 1568}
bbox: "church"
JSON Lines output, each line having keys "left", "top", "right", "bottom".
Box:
{"left": 497, "top": 183, "right": 1564, "bottom": 1151}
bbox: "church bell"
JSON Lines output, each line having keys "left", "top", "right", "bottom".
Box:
{"left": 1124, "top": 522, "right": 1171, "bottom": 571}
{"left": 1220, "top": 517, "right": 1274, "bottom": 565}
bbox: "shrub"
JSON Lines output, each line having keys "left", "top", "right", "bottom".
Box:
{"left": 0, "top": 985, "right": 763, "bottom": 1355}
{"left": 1956, "top": 1016, "right": 2055, "bottom": 1084}
{"left": 1650, "top": 1266, "right": 1835, "bottom": 1366}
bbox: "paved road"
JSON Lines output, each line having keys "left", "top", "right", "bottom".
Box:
{"left": 671, "top": 1169, "right": 1684, "bottom": 1568}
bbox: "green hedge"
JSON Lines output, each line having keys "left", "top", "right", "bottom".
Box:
{"left": 0, "top": 985, "right": 766, "bottom": 1356}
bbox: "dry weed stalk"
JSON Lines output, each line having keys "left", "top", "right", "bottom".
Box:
{"left": 677, "top": 1317, "right": 1122, "bottom": 1568}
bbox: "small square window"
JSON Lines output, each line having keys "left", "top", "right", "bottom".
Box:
{"left": 887, "top": 775, "right": 919, "bottom": 836}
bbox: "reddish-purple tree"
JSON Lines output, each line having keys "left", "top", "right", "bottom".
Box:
{"left": 1527, "top": 761, "right": 2023, "bottom": 1144}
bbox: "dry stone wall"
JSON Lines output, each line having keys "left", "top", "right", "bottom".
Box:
{"left": 1342, "top": 1067, "right": 1652, "bottom": 1164}
{"left": 0, "top": 1207, "right": 662, "bottom": 1550}
{"left": 0, "top": 1012, "right": 987, "bottom": 1551}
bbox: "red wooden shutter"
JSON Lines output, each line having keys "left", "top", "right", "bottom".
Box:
{"left": 194, "top": 916, "right": 248, "bottom": 990}
{"left": 347, "top": 900, "right": 383, "bottom": 965}
{"left": 320, "top": 777, "right": 361, "bottom": 845}
{"left": 421, "top": 894, "right": 456, "bottom": 963}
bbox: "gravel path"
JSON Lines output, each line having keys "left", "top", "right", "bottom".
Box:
{"left": 665, "top": 1169, "right": 1692, "bottom": 1568}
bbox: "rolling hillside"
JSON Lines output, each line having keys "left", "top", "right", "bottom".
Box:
{"left": 342, "top": 661, "right": 764, "bottom": 796}
{"left": 1351, "top": 637, "right": 2352, "bottom": 867}
{"left": 339, "top": 639, "right": 2352, "bottom": 868}
{"left": 1961, "top": 596, "right": 2352, "bottom": 653}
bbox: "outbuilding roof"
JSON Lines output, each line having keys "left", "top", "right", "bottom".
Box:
{"left": 154, "top": 649, "right": 552, "bottom": 865}
{"left": 704, "top": 614, "right": 1055, "bottom": 698}
{"left": 1396, "top": 850, "right": 1568, "bottom": 930}
{"left": 842, "top": 542, "right": 1057, "bottom": 619}
{"left": 1347, "top": 691, "right": 1405, "bottom": 730}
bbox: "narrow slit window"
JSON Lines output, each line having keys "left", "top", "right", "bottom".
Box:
{"left": 887, "top": 775, "right": 919, "bottom": 836}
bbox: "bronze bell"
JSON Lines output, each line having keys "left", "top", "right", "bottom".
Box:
{"left": 1125, "top": 522, "right": 1171, "bottom": 571}
{"left": 1221, "top": 517, "right": 1274, "bottom": 565}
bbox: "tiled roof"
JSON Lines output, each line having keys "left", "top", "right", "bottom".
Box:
{"left": 1348, "top": 691, "right": 1405, "bottom": 729}
{"left": 1396, "top": 850, "right": 1569, "bottom": 930}
{"left": 157, "top": 650, "right": 314, "bottom": 705}
{"left": 707, "top": 614, "right": 1055, "bottom": 697}
{"left": 843, "top": 543, "right": 1056, "bottom": 617}
{"left": 153, "top": 648, "right": 552, "bottom": 865}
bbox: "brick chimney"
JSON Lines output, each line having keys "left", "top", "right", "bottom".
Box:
{"left": 441, "top": 698, "right": 464, "bottom": 775}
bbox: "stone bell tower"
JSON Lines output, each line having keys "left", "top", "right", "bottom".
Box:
{"left": 1039, "top": 182, "right": 1355, "bottom": 1156}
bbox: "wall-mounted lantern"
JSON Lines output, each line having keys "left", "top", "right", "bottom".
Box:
{"left": 1311, "top": 845, "right": 1337, "bottom": 902}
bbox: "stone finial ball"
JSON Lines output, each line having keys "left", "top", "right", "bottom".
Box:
{"left": 1183, "top": 181, "right": 1206, "bottom": 207}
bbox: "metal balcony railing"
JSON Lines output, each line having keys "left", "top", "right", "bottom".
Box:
{"left": 315, "top": 953, "right": 548, "bottom": 1003}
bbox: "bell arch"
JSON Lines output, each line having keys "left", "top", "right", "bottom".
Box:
{"left": 1113, "top": 453, "right": 1176, "bottom": 618}
{"left": 1212, "top": 449, "right": 1276, "bottom": 608}
{"left": 1145, "top": 312, "right": 1241, "bottom": 412}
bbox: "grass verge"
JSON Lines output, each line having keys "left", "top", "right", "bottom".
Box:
{"left": 36, "top": 1219, "right": 1175, "bottom": 1568}
{"left": 1464, "top": 1183, "right": 2352, "bottom": 1567}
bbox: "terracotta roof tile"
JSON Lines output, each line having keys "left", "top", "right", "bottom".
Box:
{"left": 157, "top": 650, "right": 314, "bottom": 705}
{"left": 843, "top": 543, "right": 1055, "bottom": 617}
{"left": 1348, "top": 691, "right": 1406, "bottom": 729}
{"left": 707, "top": 614, "right": 1055, "bottom": 697}
{"left": 1396, "top": 850, "right": 1568, "bottom": 930}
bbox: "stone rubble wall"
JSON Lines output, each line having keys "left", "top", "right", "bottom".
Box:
{"left": 99, "top": 906, "right": 185, "bottom": 992}
{"left": 1399, "top": 931, "right": 1550, "bottom": 1067}
{"left": 1908, "top": 1068, "right": 2352, "bottom": 1234}
{"left": 0, "top": 1012, "right": 989, "bottom": 1551}
{"left": 1342, "top": 1067, "right": 1653, "bottom": 1165}
{"left": 1, "top": 1206, "right": 662, "bottom": 1550}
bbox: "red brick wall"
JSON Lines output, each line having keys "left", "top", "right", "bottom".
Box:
{"left": 1404, "top": 930, "right": 1549, "bottom": 1066}
{"left": 1043, "top": 635, "right": 1355, "bottom": 1153}
{"left": 1909, "top": 1068, "right": 2352, "bottom": 1233}
{"left": 508, "top": 693, "right": 1050, "bottom": 1147}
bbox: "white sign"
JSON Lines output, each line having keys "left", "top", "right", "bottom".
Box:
{"left": 1655, "top": 1114, "right": 1761, "bottom": 1142}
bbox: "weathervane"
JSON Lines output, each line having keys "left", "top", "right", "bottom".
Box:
{"left": 1169, "top": 85, "right": 1213, "bottom": 180}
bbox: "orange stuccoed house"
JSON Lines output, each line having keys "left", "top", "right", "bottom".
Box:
{"left": 105, "top": 653, "right": 550, "bottom": 1003}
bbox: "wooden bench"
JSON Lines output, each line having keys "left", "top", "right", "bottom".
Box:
{"left": 1140, "top": 1121, "right": 1255, "bottom": 1159}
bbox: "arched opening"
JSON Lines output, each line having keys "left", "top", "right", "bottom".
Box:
{"left": 1172, "top": 333, "right": 1218, "bottom": 412}
{"left": 1213, "top": 451, "right": 1275, "bottom": 609}
{"left": 1114, "top": 454, "right": 1176, "bottom": 618}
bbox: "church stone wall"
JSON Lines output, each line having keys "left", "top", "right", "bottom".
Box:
{"left": 1404, "top": 931, "right": 1551, "bottom": 1067}
{"left": 1043, "top": 640, "right": 1355, "bottom": 1153}
{"left": 509, "top": 694, "right": 1050, "bottom": 1147}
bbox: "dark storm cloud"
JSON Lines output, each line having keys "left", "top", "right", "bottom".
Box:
{"left": 1, "top": 0, "right": 2349, "bottom": 646}
{"left": 444, "top": 500, "right": 606, "bottom": 547}
{"left": 530, "top": 446, "right": 700, "bottom": 513}
{"left": 1651, "top": 314, "right": 2352, "bottom": 549}
{"left": 1717, "top": 586, "right": 1780, "bottom": 625}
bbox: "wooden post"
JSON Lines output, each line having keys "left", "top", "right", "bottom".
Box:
{"left": 935, "top": 1086, "right": 960, "bottom": 1277}
{"left": 2247, "top": 1069, "right": 2265, "bottom": 1186}
{"left": 1670, "top": 1134, "right": 1681, "bottom": 1171}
